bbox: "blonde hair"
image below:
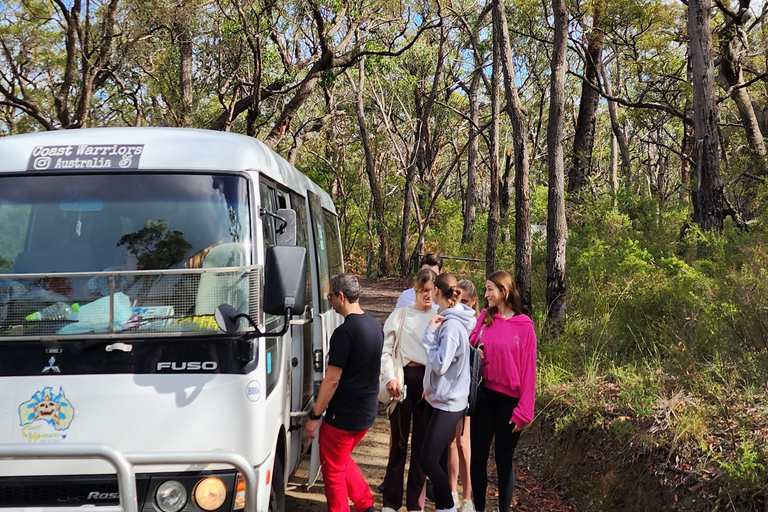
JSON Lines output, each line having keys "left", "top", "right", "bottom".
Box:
{"left": 434, "top": 272, "right": 461, "bottom": 308}
{"left": 458, "top": 279, "right": 480, "bottom": 316}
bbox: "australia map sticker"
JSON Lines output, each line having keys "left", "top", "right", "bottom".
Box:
{"left": 18, "top": 386, "right": 75, "bottom": 442}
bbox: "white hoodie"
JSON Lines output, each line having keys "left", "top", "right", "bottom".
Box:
{"left": 422, "top": 303, "right": 477, "bottom": 412}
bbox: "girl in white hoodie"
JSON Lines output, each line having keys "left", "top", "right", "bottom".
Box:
{"left": 421, "top": 273, "right": 477, "bottom": 512}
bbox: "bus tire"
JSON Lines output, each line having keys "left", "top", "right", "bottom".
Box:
{"left": 269, "top": 455, "right": 285, "bottom": 512}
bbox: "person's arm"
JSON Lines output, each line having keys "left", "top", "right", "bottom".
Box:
{"left": 381, "top": 309, "right": 403, "bottom": 397}
{"left": 423, "top": 318, "right": 460, "bottom": 376}
{"left": 510, "top": 324, "right": 538, "bottom": 431}
{"left": 304, "top": 365, "right": 343, "bottom": 439}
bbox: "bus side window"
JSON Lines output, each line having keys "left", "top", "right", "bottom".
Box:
{"left": 308, "top": 192, "right": 331, "bottom": 313}
{"left": 323, "top": 210, "right": 342, "bottom": 276}
{"left": 259, "top": 182, "right": 277, "bottom": 247}
{"left": 290, "top": 192, "right": 313, "bottom": 311}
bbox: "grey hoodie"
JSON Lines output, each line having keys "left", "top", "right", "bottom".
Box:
{"left": 422, "top": 303, "right": 478, "bottom": 412}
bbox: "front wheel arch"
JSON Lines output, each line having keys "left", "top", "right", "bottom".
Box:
{"left": 268, "top": 452, "right": 286, "bottom": 512}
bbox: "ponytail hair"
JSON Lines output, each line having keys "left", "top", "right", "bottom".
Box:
{"left": 482, "top": 270, "right": 522, "bottom": 327}
{"left": 434, "top": 272, "right": 461, "bottom": 308}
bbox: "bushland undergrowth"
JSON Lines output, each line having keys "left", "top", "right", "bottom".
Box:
{"left": 532, "top": 192, "right": 768, "bottom": 508}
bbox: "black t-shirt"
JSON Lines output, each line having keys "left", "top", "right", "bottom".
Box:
{"left": 324, "top": 312, "right": 384, "bottom": 431}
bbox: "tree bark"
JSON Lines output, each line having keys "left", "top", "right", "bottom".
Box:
{"left": 600, "top": 58, "right": 632, "bottom": 184}
{"left": 568, "top": 0, "right": 605, "bottom": 201}
{"left": 493, "top": 0, "right": 533, "bottom": 315}
{"left": 462, "top": 72, "right": 481, "bottom": 245}
{"left": 689, "top": 0, "right": 725, "bottom": 231}
{"left": 547, "top": 0, "right": 569, "bottom": 335}
{"left": 354, "top": 58, "right": 390, "bottom": 275}
{"left": 486, "top": 11, "right": 501, "bottom": 277}
{"left": 174, "top": 0, "right": 194, "bottom": 127}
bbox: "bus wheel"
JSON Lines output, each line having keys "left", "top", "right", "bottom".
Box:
{"left": 269, "top": 455, "right": 285, "bottom": 512}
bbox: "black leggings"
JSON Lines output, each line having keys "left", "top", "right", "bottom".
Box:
{"left": 470, "top": 387, "right": 521, "bottom": 512}
{"left": 421, "top": 403, "right": 465, "bottom": 511}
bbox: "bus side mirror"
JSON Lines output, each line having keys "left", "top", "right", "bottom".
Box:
{"left": 276, "top": 208, "right": 297, "bottom": 246}
{"left": 263, "top": 245, "right": 307, "bottom": 315}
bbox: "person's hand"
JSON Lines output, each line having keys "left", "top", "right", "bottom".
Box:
{"left": 305, "top": 418, "right": 320, "bottom": 439}
{"left": 477, "top": 343, "right": 485, "bottom": 359}
{"left": 429, "top": 315, "right": 444, "bottom": 328}
{"left": 509, "top": 418, "right": 524, "bottom": 434}
{"left": 386, "top": 379, "right": 402, "bottom": 398}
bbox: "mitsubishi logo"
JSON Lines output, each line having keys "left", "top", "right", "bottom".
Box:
{"left": 42, "top": 356, "right": 61, "bottom": 374}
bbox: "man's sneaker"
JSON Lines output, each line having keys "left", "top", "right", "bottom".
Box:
{"left": 426, "top": 479, "right": 434, "bottom": 502}
{"left": 382, "top": 508, "right": 398, "bottom": 512}
{"left": 377, "top": 481, "right": 385, "bottom": 493}
{"left": 363, "top": 507, "right": 381, "bottom": 512}
{"left": 452, "top": 492, "right": 460, "bottom": 507}
{"left": 461, "top": 499, "right": 475, "bottom": 512}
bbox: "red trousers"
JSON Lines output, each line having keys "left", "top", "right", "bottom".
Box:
{"left": 319, "top": 421, "right": 374, "bottom": 512}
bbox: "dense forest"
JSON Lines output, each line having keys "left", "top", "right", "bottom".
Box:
{"left": 2, "top": 0, "right": 768, "bottom": 509}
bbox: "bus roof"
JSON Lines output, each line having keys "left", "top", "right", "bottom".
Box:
{"left": 0, "top": 127, "right": 336, "bottom": 214}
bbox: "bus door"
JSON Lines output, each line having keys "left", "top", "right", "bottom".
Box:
{"left": 306, "top": 191, "right": 343, "bottom": 486}
{"left": 284, "top": 191, "right": 315, "bottom": 475}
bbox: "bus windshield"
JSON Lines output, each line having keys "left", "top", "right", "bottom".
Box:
{"left": 0, "top": 173, "right": 254, "bottom": 336}
{"left": 0, "top": 173, "right": 252, "bottom": 274}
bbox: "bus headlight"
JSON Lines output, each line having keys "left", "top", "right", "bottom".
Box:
{"left": 194, "top": 477, "right": 227, "bottom": 511}
{"left": 155, "top": 480, "right": 187, "bottom": 512}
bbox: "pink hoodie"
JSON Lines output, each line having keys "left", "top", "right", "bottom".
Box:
{"left": 469, "top": 309, "right": 537, "bottom": 427}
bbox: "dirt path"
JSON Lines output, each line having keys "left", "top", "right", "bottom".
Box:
{"left": 285, "top": 277, "right": 573, "bottom": 512}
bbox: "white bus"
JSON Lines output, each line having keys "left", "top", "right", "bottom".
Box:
{"left": 0, "top": 127, "right": 344, "bottom": 512}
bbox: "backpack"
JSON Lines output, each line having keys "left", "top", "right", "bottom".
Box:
{"left": 467, "top": 331, "right": 484, "bottom": 416}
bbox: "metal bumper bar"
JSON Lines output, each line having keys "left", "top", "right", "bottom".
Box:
{"left": 0, "top": 443, "right": 257, "bottom": 512}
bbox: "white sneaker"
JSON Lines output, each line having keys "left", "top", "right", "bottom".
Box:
{"left": 382, "top": 507, "right": 398, "bottom": 512}
{"left": 452, "top": 492, "right": 460, "bottom": 507}
{"left": 461, "top": 500, "right": 475, "bottom": 512}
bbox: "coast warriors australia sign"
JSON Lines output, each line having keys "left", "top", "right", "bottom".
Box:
{"left": 28, "top": 144, "right": 144, "bottom": 171}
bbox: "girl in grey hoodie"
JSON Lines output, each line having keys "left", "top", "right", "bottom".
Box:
{"left": 421, "top": 273, "right": 477, "bottom": 512}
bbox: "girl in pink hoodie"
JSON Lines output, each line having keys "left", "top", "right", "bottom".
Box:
{"left": 468, "top": 271, "right": 537, "bottom": 512}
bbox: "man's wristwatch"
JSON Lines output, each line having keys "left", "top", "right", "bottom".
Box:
{"left": 308, "top": 409, "right": 322, "bottom": 421}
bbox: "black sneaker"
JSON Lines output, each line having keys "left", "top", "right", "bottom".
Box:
{"left": 363, "top": 507, "right": 381, "bottom": 512}
{"left": 377, "top": 480, "right": 385, "bottom": 493}
{"left": 426, "top": 479, "right": 434, "bottom": 502}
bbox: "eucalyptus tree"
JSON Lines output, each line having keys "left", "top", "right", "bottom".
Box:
{"left": 567, "top": 0, "right": 606, "bottom": 201}
{"left": 487, "top": 2, "right": 502, "bottom": 277}
{"left": 494, "top": 0, "right": 533, "bottom": 314}
{"left": 714, "top": 0, "right": 767, "bottom": 219}
{"left": 547, "top": 0, "right": 568, "bottom": 335}
{"left": 207, "top": 1, "right": 438, "bottom": 152}
{"left": 689, "top": 0, "right": 725, "bottom": 231}
{"left": 450, "top": 2, "right": 491, "bottom": 246}
{"left": 351, "top": 56, "right": 390, "bottom": 275}
{"left": 0, "top": 0, "right": 138, "bottom": 130}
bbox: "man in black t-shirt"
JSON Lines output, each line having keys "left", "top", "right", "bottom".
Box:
{"left": 305, "top": 273, "right": 383, "bottom": 512}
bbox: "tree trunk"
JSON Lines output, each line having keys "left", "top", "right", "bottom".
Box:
{"left": 175, "top": 0, "right": 194, "bottom": 127}
{"left": 462, "top": 72, "right": 481, "bottom": 245}
{"left": 681, "top": 120, "right": 694, "bottom": 204}
{"left": 500, "top": 150, "right": 512, "bottom": 244}
{"left": 610, "top": 131, "right": 619, "bottom": 205}
{"left": 354, "top": 58, "right": 390, "bottom": 275}
{"left": 493, "top": 0, "right": 533, "bottom": 315}
{"left": 600, "top": 57, "right": 631, "bottom": 187}
{"left": 568, "top": 0, "right": 605, "bottom": 201}
{"left": 547, "top": 0, "right": 568, "bottom": 335}
{"left": 486, "top": 13, "right": 501, "bottom": 277}
{"left": 689, "top": 0, "right": 724, "bottom": 231}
